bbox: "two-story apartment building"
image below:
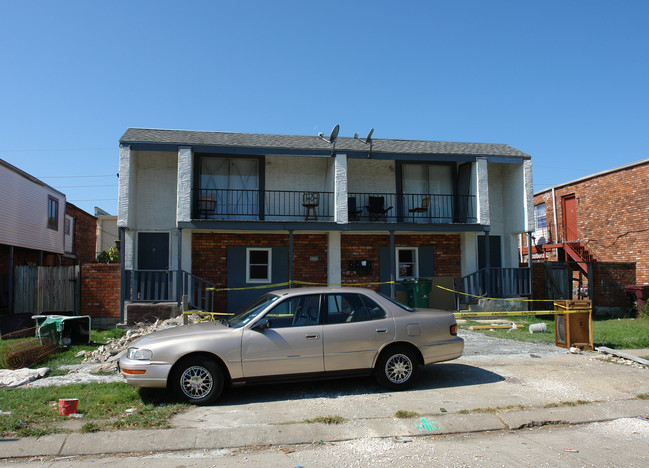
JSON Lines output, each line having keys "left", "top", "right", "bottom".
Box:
{"left": 117, "top": 128, "right": 534, "bottom": 317}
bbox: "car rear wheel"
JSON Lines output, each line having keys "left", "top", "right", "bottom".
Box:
{"left": 171, "top": 357, "right": 223, "bottom": 405}
{"left": 374, "top": 346, "right": 419, "bottom": 390}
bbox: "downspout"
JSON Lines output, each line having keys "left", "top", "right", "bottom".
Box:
{"left": 176, "top": 228, "right": 182, "bottom": 308}
{"left": 289, "top": 230, "right": 294, "bottom": 287}
{"left": 119, "top": 227, "right": 126, "bottom": 324}
{"left": 527, "top": 231, "right": 534, "bottom": 303}
{"left": 552, "top": 187, "right": 558, "bottom": 243}
{"left": 8, "top": 246, "right": 14, "bottom": 314}
{"left": 390, "top": 231, "right": 395, "bottom": 298}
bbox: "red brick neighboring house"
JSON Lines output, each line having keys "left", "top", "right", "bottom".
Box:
{"left": 522, "top": 158, "right": 649, "bottom": 315}
{"left": 63, "top": 202, "right": 98, "bottom": 266}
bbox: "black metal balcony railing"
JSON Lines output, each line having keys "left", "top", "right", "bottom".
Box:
{"left": 194, "top": 189, "right": 476, "bottom": 223}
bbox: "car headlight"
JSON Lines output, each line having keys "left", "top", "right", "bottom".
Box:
{"left": 127, "top": 348, "right": 153, "bottom": 360}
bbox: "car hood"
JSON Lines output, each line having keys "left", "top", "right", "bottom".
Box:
{"left": 130, "top": 321, "right": 232, "bottom": 347}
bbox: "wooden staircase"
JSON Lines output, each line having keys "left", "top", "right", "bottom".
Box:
{"left": 563, "top": 241, "right": 598, "bottom": 273}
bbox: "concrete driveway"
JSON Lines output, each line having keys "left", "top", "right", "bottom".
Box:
{"left": 172, "top": 330, "right": 649, "bottom": 430}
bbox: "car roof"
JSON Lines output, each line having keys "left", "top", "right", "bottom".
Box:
{"left": 267, "top": 286, "right": 380, "bottom": 297}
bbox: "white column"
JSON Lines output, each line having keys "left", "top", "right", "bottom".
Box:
{"left": 328, "top": 231, "right": 342, "bottom": 286}
{"left": 177, "top": 146, "right": 193, "bottom": 223}
{"left": 334, "top": 153, "right": 348, "bottom": 223}
{"left": 476, "top": 158, "right": 490, "bottom": 225}
{"left": 117, "top": 144, "right": 133, "bottom": 228}
{"left": 522, "top": 159, "right": 535, "bottom": 232}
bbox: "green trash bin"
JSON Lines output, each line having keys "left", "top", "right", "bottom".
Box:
{"left": 401, "top": 278, "right": 432, "bottom": 308}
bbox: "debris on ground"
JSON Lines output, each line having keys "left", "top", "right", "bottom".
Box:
{"left": 77, "top": 316, "right": 184, "bottom": 373}
{"left": 0, "top": 367, "right": 51, "bottom": 387}
{"left": 596, "top": 347, "right": 649, "bottom": 369}
{"left": 11, "top": 316, "right": 184, "bottom": 388}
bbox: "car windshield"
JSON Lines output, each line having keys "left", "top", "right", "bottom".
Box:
{"left": 378, "top": 292, "right": 416, "bottom": 312}
{"left": 225, "top": 293, "right": 281, "bottom": 328}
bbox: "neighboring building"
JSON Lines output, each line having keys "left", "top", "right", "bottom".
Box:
{"left": 0, "top": 158, "right": 97, "bottom": 316}
{"left": 117, "top": 128, "right": 534, "bottom": 317}
{"left": 95, "top": 207, "right": 118, "bottom": 258}
{"left": 523, "top": 158, "right": 649, "bottom": 314}
{"left": 63, "top": 202, "right": 98, "bottom": 266}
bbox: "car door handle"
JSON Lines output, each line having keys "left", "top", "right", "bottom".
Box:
{"left": 376, "top": 329, "right": 388, "bottom": 334}
{"left": 306, "top": 334, "right": 320, "bottom": 340}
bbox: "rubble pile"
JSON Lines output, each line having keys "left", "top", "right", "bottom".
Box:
{"left": 599, "top": 355, "right": 648, "bottom": 369}
{"left": 76, "top": 316, "right": 184, "bottom": 373}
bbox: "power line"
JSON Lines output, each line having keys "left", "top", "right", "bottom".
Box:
{"left": 38, "top": 175, "right": 116, "bottom": 179}
{"left": 1, "top": 147, "right": 114, "bottom": 152}
{"left": 55, "top": 184, "right": 117, "bottom": 188}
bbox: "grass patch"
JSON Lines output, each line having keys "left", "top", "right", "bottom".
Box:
{"left": 460, "top": 315, "right": 649, "bottom": 349}
{"left": 458, "top": 404, "right": 530, "bottom": 414}
{"left": 543, "top": 400, "right": 593, "bottom": 408}
{"left": 637, "top": 393, "right": 649, "bottom": 400}
{"left": 303, "top": 415, "right": 346, "bottom": 425}
{"left": 0, "top": 382, "right": 187, "bottom": 438}
{"left": 395, "top": 410, "right": 420, "bottom": 419}
{"left": 1, "top": 328, "right": 126, "bottom": 375}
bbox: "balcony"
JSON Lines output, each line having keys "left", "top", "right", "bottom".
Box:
{"left": 194, "top": 189, "right": 476, "bottom": 224}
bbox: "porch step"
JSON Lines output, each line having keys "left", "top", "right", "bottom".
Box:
{"left": 124, "top": 302, "right": 180, "bottom": 326}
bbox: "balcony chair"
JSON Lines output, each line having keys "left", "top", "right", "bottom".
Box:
{"left": 348, "top": 196, "right": 364, "bottom": 221}
{"left": 408, "top": 197, "right": 431, "bottom": 221}
{"left": 196, "top": 192, "right": 216, "bottom": 219}
{"left": 302, "top": 192, "right": 320, "bottom": 221}
{"left": 366, "top": 196, "right": 392, "bottom": 222}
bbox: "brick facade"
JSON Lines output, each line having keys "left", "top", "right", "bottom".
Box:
{"left": 65, "top": 203, "right": 98, "bottom": 265}
{"left": 80, "top": 263, "right": 121, "bottom": 323}
{"left": 341, "top": 234, "right": 462, "bottom": 290}
{"left": 534, "top": 160, "right": 649, "bottom": 284}
{"left": 191, "top": 232, "right": 462, "bottom": 311}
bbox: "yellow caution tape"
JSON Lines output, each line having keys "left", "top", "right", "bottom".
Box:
{"left": 454, "top": 309, "right": 590, "bottom": 318}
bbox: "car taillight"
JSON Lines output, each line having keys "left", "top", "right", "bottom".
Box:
{"left": 450, "top": 324, "right": 457, "bottom": 336}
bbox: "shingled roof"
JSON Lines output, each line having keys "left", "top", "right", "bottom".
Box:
{"left": 120, "top": 128, "right": 530, "bottom": 159}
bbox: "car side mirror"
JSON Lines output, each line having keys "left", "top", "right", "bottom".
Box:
{"left": 253, "top": 318, "right": 270, "bottom": 331}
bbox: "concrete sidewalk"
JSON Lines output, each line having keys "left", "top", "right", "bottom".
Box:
{"left": 2, "top": 399, "right": 648, "bottom": 460}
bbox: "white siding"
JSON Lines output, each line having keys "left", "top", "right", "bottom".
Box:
{"left": 133, "top": 151, "right": 178, "bottom": 230}
{"left": 347, "top": 159, "right": 396, "bottom": 193}
{"left": 265, "top": 156, "right": 333, "bottom": 191}
{"left": 0, "top": 161, "right": 65, "bottom": 253}
{"left": 488, "top": 163, "right": 527, "bottom": 268}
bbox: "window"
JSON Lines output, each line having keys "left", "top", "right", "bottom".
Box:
{"left": 535, "top": 203, "right": 547, "bottom": 230}
{"left": 325, "top": 293, "right": 387, "bottom": 324}
{"left": 265, "top": 294, "right": 321, "bottom": 328}
{"left": 247, "top": 248, "right": 271, "bottom": 283}
{"left": 198, "top": 156, "right": 259, "bottom": 219}
{"left": 47, "top": 196, "right": 59, "bottom": 230}
{"left": 396, "top": 247, "right": 418, "bottom": 280}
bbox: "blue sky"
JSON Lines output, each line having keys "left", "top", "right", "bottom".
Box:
{"left": 1, "top": 1, "right": 647, "bottom": 215}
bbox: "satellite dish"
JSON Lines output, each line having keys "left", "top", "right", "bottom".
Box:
{"left": 329, "top": 124, "right": 340, "bottom": 143}
{"left": 365, "top": 128, "right": 374, "bottom": 144}
{"left": 318, "top": 124, "right": 340, "bottom": 144}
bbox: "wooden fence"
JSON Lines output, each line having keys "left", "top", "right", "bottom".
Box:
{"left": 13, "top": 266, "right": 80, "bottom": 315}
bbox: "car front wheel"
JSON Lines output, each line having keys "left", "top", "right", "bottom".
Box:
{"left": 374, "top": 346, "right": 419, "bottom": 390}
{"left": 170, "top": 357, "right": 223, "bottom": 405}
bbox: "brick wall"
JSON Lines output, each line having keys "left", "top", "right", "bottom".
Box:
{"left": 66, "top": 204, "right": 97, "bottom": 265}
{"left": 592, "top": 262, "right": 635, "bottom": 311}
{"left": 192, "top": 232, "right": 462, "bottom": 308}
{"left": 80, "top": 263, "right": 120, "bottom": 323}
{"left": 192, "top": 233, "right": 328, "bottom": 312}
{"left": 534, "top": 161, "right": 649, "bottom": 283}
{"left": 341, "top": 233, "right": 462, "bottom": 290}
